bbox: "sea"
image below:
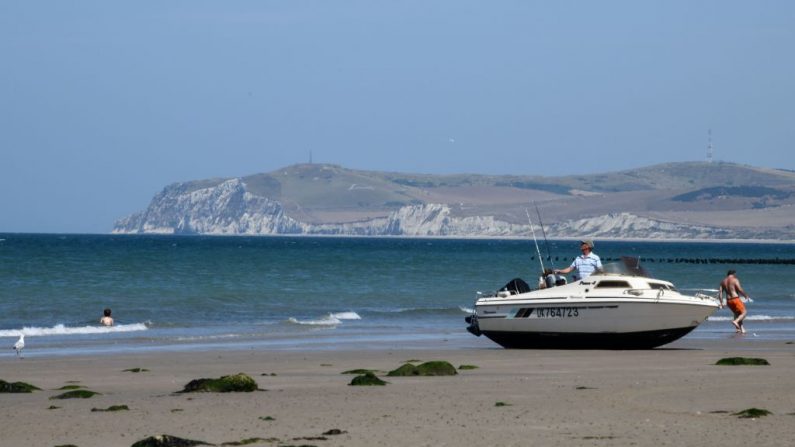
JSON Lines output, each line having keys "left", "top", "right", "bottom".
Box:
{"left": 1, "top": 234, "right": 794, "bottom": 357}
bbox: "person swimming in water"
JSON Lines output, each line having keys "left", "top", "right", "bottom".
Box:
{"left": 100, "top": 308, "right": 114, "bottom": 327}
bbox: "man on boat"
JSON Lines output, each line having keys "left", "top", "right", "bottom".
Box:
{"left": 554, "top": 239, "right": 602, "bottom": 280}
{"left": 718, "top": 270, "right": 750, "bottom": 334}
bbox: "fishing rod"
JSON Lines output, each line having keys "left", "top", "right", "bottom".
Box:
{"left": 533, "top": 202, "right": 555, "bottom": 270}
{"left": 525, "top": 208, "right": 545, "bottom": 275}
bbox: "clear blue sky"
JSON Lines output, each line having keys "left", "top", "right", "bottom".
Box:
{"left": 1, "top": 1, "right": 793, "bottom": 233}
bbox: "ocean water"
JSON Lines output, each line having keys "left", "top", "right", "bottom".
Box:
{"left": 1, "top": 234, "right": 793, "bottom": 356}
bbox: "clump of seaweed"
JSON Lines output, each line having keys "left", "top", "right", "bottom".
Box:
{"left": 130, "top": 434, "right": 212, "bottom": 447}
{"left": 91, "top": 405, "right": 129, "bottom": 412}
{"left": 387, "top": 361, "right": 457, "bottom": 377}
{"left": 495, "top": 401, "right": 511, "bottom": 407}
{"left": 349, "top": 372, "right": 387, "bottom": 386}
{"left": 576, "top": 386, "right": 597, "bottom": 390}
{"left": 259, "top": 416, "right": 275, "bottom": 421}
{"left": 715, "top": 357, "right": 770, "bottom": 366}
{"left": 48, "top": 405, "right": 61, "bottom": 410}
{"left": 221, "top": 437, "right": 271, "bottom": 446}
{"left": 0, "top": 379, "right": 40, "bottom": 393}
{"left": 54, "top": 444, "right": 79, "bottom": 447}
{"left": 50, "top": 390, "right": 101, "bottom": 399}
{"left": 123, "top": 368, "right": 150, "bottom": 373}
{"left": 341, "top": 369, "right": 378, "bottom": 375}
{"left": 56, "top": 385, "right": 84, "bottom": 390}
{"left": 458, "top": 365, "right": 479, "bottom": 370}
{"left": 179, "top": 373, "right": 259, "bottom": 393}
{"left": 322, "top": 429, "right": 346, "bottom": 435}
{"left": 734, "top": 408, "right": 772, "bottom": 418}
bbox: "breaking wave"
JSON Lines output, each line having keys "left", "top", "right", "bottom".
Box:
{"left": 0, "top": 322, "right": 150, "bottom": 338}
{"left": 287, "top": 311, "right": 361, "bottom": 326}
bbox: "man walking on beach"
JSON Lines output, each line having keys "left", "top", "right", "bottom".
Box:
{"left": 719, "top": 270, "right": 750, "bottom": 334}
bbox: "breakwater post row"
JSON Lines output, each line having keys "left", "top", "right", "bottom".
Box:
{"left": 530, "top": 257, "right": 795, "bottom": 265}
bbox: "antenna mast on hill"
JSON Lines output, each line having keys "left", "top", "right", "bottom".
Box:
{"left": 706, "top": 129, "right": 713, "bottom": 163}
{"left": 309, "top": 150, "right": 313, "bottom": 164}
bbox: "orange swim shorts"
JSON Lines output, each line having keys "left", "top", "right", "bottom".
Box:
{"left": 727, "top": 297, "right": 746, "bottom": 315}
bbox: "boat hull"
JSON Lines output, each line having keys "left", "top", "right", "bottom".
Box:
{"left": 480, "top": 325, "right": 697, "bottom": 349}
{"left": 470, "top": 297, "right": 717, "bottom": 349}
{"left": 467, "top": 269, "right": 721, "bottom": 349}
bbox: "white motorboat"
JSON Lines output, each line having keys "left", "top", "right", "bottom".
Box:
{"left": 465, "top": 257, "right": 719, "bottom": 349}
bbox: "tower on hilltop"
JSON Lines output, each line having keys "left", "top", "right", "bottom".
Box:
{"left": 706, "top": 129, "right": 713, "bottom": 163}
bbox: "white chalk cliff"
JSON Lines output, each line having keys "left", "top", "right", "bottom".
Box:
{"left": 114, "top": 178, "right": 740, "bottom": 239}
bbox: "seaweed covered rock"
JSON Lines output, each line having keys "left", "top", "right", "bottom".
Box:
{"left": 179, "top": 373, "right": 259, "bottom": 393}
{"left": 349, "top": 372, "right": 387, "bottom": 386}
{"left": 385, "top": 364, "right": 417, "bottom": 377}
{"left": 0, "top": 379, "right": 40, "bottom": 393}
{"left": 50, "top": 389, "right": 101, "bottom": 399}
{"left": 734, "top": 408, "right": 773, "bottom": 418}
{"left": 130, "top": 434, "right": 213, "bottom": 447}
{"left": 715, "top": 357, "right": 770, "bottom": 366}
{"left": 387, "top": 361, "right": 457, "bottom": 377}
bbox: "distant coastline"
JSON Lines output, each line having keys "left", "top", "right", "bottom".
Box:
{"left": 111, "top": 162, "right": 795, "bottom": 241}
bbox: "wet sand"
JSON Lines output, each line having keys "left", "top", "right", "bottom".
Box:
{"left": 2, "top": 338, "right": 794, "bottom": 447}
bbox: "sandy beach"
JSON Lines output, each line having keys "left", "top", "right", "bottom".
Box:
{"left": 2, "top": 339, "right": 794, "bottom": 447}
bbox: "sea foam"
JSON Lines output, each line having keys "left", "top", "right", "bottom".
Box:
{"left": 330, "top": 311, "right": 361, "bottom": 320}
{"left": 0, "top": 322, "right": 149, "bottom": 338}
{"left": 287, "top": 311, "right": 361, "bottom": 326}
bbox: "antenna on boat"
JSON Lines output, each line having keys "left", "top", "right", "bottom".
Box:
{"left": 525, "top": 209, "right": 545, "bottom": 274}
{"left": 533, "top": 203, "right": 555, "bottom": 270}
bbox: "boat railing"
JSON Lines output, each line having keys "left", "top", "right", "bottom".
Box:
{"left": 614, "top": 287, "right": 721, "bottom": 305}
{"left": 680, "top": 288, "right": 721, "bottom": 305}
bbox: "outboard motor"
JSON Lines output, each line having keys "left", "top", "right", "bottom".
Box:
{"left": 542, "top": 269, "right": 566, "bottom": 288}
{"left": 465, "top": 314, "right": 481, "bottom": 336}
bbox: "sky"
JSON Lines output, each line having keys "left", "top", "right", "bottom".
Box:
{"left": 1, "top": 1, "right": 794, "bottom": 233}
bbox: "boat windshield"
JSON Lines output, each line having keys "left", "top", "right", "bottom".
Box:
{"left": 600, "top": 256, "right": 651, "bottom": 277}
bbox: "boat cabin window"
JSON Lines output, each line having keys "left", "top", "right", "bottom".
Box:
{"left": 648, "top": 282, "right": 676, "bottom": 291}
{"left": 594, "top": 280, "right": 632, "bottom": 289}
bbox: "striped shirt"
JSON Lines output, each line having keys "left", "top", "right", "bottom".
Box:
{"left": 570, "top": 253, "right": 602, "bottom": 279}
